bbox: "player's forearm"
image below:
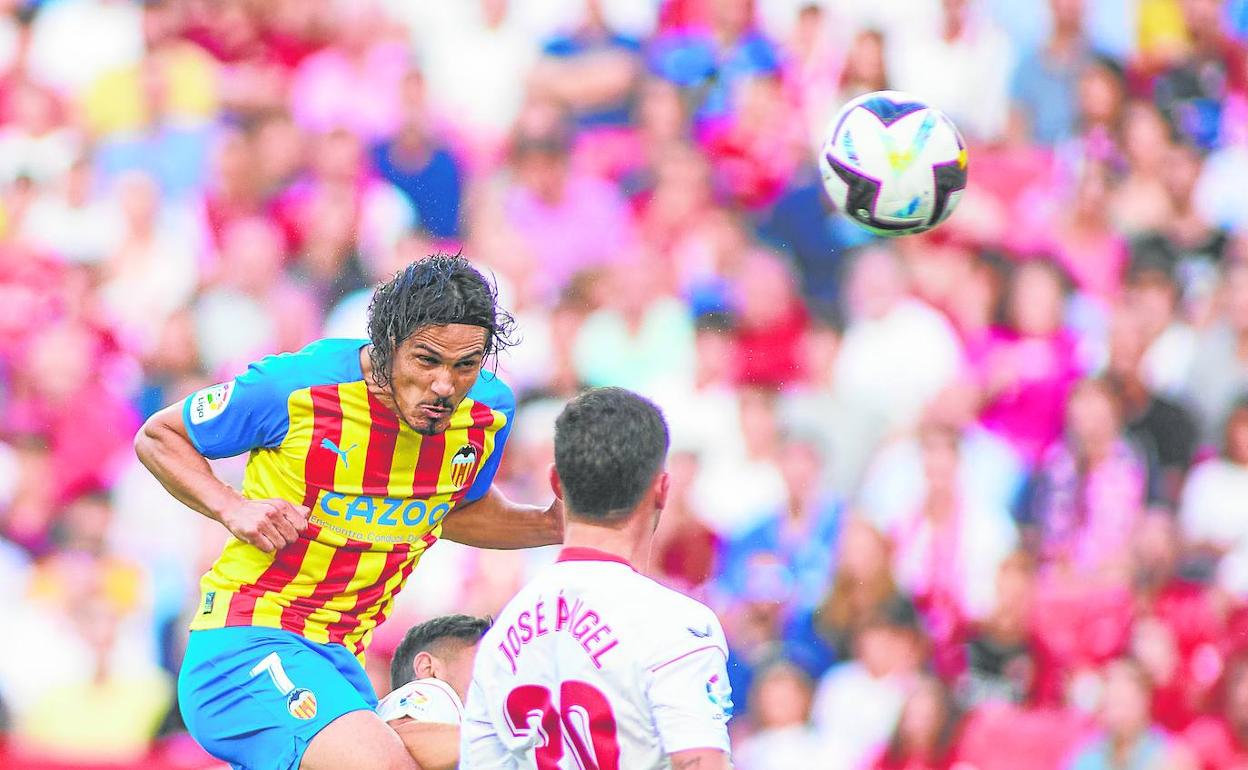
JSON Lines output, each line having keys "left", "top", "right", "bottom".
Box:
{"left": 440, "top": 486, "right": 564, "bottom": 549}
{"left": 134, "top": 405, "right": 244, "bottom": 523}
{"left": 669, "top": 748, "right": 732, "bottom": 770}
{"left": 391, "top": 720, "right": 457, "bottom": 770}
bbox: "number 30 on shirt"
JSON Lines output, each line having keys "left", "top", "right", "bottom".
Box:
{"left": 504, "top": 681, "right": 620, "bottom": 770}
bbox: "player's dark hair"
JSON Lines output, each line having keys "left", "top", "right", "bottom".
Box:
{"left": 554, "top": 387, "right": 670, "bottom": 523}
{"left": 390, "top": 614, "right": 491, "bottom": 691}
{"left": 367, "top": 253, "right": 517, "bottom": 388}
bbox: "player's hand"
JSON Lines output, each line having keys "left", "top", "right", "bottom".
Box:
{"left": 221, "top": 498, "right": 310, "bottom": 553}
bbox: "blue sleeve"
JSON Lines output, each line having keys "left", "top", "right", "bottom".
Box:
{"left": 182, "top": 358, "right": 294, "bottom": 459}
{"left": 462, "top": 374, "right": 516, "bottom": 503}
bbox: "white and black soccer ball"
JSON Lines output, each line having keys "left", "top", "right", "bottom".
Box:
{"left": 819, "top": 90, "right": 968, "bottom": 237}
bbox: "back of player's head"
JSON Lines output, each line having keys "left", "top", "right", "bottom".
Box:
{"left": 554, "top": 387, "right": 670, "bottom": 523}
{"left": 390, "top": 614, "right": 491, "bottom": 690}
{"left": 367, "top": 253, "right": 517, "bottom": 388}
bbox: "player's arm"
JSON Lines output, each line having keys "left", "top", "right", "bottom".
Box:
{"left": 134, "top": 393, "right": 308, "bottom": 553}
{"left": 670, "top": 749, "right": 731, "bottom": 770}
{"left": 648, "top": 615, "right": 735, "bottom": 768}
{"left": 389, "top": 718, "right": 458, "bottom": 770}
{"left": 441, "top": 486, "right": 563, "bottom": 549}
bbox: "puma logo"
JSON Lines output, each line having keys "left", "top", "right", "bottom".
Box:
{"left": 321, "top": 438, "right": 358, "bottom": 468}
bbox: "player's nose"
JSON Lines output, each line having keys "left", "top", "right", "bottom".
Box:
{"left": 430, "top": 371, "right": 454, "bottom": 398}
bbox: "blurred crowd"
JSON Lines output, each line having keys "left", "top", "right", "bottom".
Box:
{"left": 1, "top": 0, "right": 1247, "bottom": 767}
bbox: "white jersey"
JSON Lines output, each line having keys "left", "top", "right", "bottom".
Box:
{"left": 377, "top": 677, "right": 465, "bottom": 725}
{"left": 462, "top": 548, "right": 733, "bottom": 769}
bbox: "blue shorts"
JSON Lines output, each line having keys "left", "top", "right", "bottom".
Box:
{"left": 179, "top": 627, "right": 377, "bottom": 770}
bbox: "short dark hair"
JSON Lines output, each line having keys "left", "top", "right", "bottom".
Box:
{"left": 390, "top": 614, "right": 491, "bottom": 690}
{"left": 367, "top": 253, "right": 517, "bottom": 389}
{"left": 554, "top": 387, "right": 670, "bottom": 522}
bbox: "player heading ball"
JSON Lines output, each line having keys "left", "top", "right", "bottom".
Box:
{"left": 463, "top": 387, "right": 734, "bottom": 769}
{"left": 135, "top": 253, "right": 564, "bottom": 770}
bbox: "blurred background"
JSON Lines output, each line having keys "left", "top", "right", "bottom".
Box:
{"left": 0, "top": 0, "right": 1246, "bottom": 768}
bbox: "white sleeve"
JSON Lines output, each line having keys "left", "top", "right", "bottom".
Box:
{"left": 644, "top": 621, "right": 733, "bottom": 756}
{"left": 377, "top": 678, "right": 464, "bottom": 725}
{"left": 460, "top": 676, "right": 517, "bottom": 769}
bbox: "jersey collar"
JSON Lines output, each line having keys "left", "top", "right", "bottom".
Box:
{"left": 556, "top": 547, "right": 636, "bottom": 571}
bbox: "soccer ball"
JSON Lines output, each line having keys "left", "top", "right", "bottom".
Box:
{"left": 819, "top": 90, "right": 968, "bottom": 237}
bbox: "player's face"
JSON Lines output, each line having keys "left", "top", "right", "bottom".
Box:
{"left": 440, "top": 642, "right": 481, "bottom": 702}
{"left": 387, "top": 324, "right": 487, "bottom": 435}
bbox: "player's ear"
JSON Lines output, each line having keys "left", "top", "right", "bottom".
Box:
{"left": 413, "top": 650, "right": 437, "bottom": 680}
{"left": 549, "top": 464, "right": 564, "bottom": 501}
{"left": 654, "top": 471, "right": 670, "bottom": 511}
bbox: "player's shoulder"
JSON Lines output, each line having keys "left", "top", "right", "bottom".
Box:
{"left": 376, "top": 677, "right": 464, "bottom": 725}
{"left": 561, "top": 559, "right": 726, "bottom": 659}
{"left": 246, "top": 338, "right": 367, "bottom": 389}
{"left": 466, "top": 369, "right": 514, "bottom": 414}
{"left": 634, "top": 578, "right": 726, "bottom": 655}
{"left": 229, "top": 337, "right": 366, "bottom": 401}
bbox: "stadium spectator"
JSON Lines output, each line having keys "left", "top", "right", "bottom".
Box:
{"left": 572, "top": 253, "right": 695, "bottom": 395}
{"left": 499, "top": 109, "right": 637, "bottom": 301}
{"left": 1160, "top": 142, "right": 1229, "bottom": 270}
{"left": 887, "top": 422, "right": 1017, "bottom": 658}
{"left": 868, "top": 675, "right": 965, "bottom": 770}
{"left": 828, "top": 27, "right": 891, "bottom": 129}
{"left": 1067, "top": 55, "right": 1128, "bottom": 171}
{"left": 812, "top": 602, "right": 927, "bottom": 770}
{"left": 1130, "top": 511, "right": 1227, "bottom": 731}
{"left": 691, "top": 385, "right": 788, "bottom": 538}
{"left": 1104, "top": 307, "right": 1198, "bottom": 506}
{"left": 718, "top": 433, "right": 842, "bottom": 612}
{"left": 17, "top": 154, "right": 113, "bottom": 266}
{"left": 1151, "top": 0, "right": 1246, "bottom": 152}
{"left": 976, "top": 258, "right": 1083, "bottom": 466}
{"left": 288, "top": 2, "right": 406, "bottom": 141}
{"left": 730, "top": 250, "right": 809, "bottom": 387}
{"left": 1186, "top": 262, "right": 1248, "bottom": 443}
{"left": 735, "top": 660, "right": 822, "bottom": 770}
{"left": 193, "top": 216, "right": 319, "bottom": 376}
{"left": 651, "top": 448, "right": 720, "bottom": 592}
{"left": 370, "top": 70, "right": 466, "bottom": 241}
{"left": 1062, "top": 658, "right": 1196, "bottom": 770}
{"left": 1029, "top": 377, "right": 1146, "bottom": 581}
{"left": 811, "top": 518, "right": 914, "bottom": 665}
{"left": 1124, "top": 239, "right": 1199, "bottom": 399}
{"left": 888, "top": 0, "right": 1014, "bottom": 142}
{"left": 1010, "top": 0, "right": 1091, "bottom": 146}
{"left": 0, "top": 81, "right": 77, "bottom": 187}
{"left": 1179, "top": 397, "right": 1248, "bottom": 597}
{"left": 1183, "top": 650, "right": 1248, "bottom": 770}
{"left": 648, "top": 0, "right": 781, "bottom": 131}
{"left": 832, "top": 246, "right": 964, "bottom": 487}
{"left": 954, "top": 551, "right": 1060, "bottom": 709}
{"left": 532, "top": 0, "right": 642, "bottom": 133}
{"left": 1110, "top": 101, "right": 1177, "bottom": 238}
{"left": 198, "top": 128, "right": 267, "bottom": 251}
{"left": 99, "top": 171, "right": 200, "bottom": 342}
{"left": 1019, "top": 160, "right": 1129, "bottom": 306}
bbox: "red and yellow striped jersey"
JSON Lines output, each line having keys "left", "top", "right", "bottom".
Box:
{"left": 182, "top": 339, "right": 514, "bottom": 657}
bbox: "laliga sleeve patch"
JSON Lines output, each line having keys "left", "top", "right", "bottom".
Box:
{"left": 706, "top": 673, "right": 733, "bottom": 721}
{"left": 189, "top": 382, "right": 234, "bottom": 425}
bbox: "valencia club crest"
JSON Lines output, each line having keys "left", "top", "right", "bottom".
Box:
{"left": 450, "top": 444, "right": 479, "bottom": 488}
